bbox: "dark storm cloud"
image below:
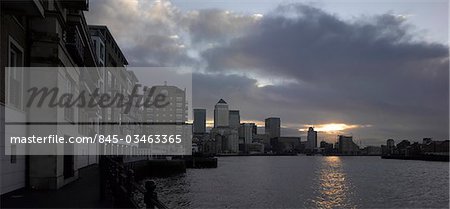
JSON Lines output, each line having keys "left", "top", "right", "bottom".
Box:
{"left": 203, "top": 4, "right": 448, "bottom": 84}
{"left": 200, "top": 3, "right": 448, "bottom": 142}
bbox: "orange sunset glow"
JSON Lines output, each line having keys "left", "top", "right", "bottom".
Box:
{"left": 299, "top": 123, "right": 371, "bottom": 134}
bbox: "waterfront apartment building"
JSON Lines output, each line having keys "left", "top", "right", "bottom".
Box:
{"left": 265, "top": 117, "right": 280, "bottom": 140}
{"left": 89, "top": 25, "right": 129, "bottom": 134}
{"left": 337, "top": 135, "right": 360, "bottom": 155}
{"left": 320, "top": 141, "right": 334, "bottom": 154}
{"left": 143, "top": 84, "right": 188, "bottom": 123}
{"left": 141, "top": 84, "right": 190, "bottom": 155}
{"left": 360, "top": 146, "right": 382, "bottom": 156}
{"left": 0, "top": 0, "right": 142, "bottom": 194}
{"left": 88, "top": 25, "right": 144, "bottom": 157}
{"left": 0, "top": 0, "right": 106, "bottom": 194}
{"left": 193, "top": 109, "right": 206, "bottom": 134}
{"left": 274, "top": 137, "right": 301, "bottom": 153}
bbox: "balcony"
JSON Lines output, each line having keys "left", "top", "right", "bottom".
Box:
{"left": 60, "top": 0, "right": 89, "bottom": 11}
{"left": 1, "top": 0, "right": 45, "bottom": 17}
{"left": 65, "top": 25, "right": 85, "bottom": 66}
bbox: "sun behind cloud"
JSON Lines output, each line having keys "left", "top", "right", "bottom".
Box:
{"left": 299, "top": 123, "right": 371, "bottom": 134}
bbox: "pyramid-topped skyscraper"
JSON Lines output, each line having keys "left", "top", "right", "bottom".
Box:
{"left": 214, "top": 99, "right": 229, "bottom": 128}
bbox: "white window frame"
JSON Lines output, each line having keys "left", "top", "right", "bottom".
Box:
{"left": 7, "top": 36, "right": 24, "bottom": 111}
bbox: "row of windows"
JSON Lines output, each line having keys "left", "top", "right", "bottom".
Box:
{"left": 147, "top": 107, "right": 184, "bottom": 112}
{"left": 6, "top": 37, "right": 24, "bottom": 164}
{"left": 106, "top": 35, "right": 127, "bottom": 65}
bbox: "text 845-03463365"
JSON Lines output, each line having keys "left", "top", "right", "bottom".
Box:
{"left": 96, "top": 134, "right": 182, "bottom": 144}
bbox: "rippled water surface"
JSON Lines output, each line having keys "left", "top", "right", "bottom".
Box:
{"left": 150, "top": 156, "right": 449, "bottom": 208}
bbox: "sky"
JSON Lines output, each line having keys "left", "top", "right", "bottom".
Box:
{"left": 86, "top": 0, "right": 449, "bottom": 145}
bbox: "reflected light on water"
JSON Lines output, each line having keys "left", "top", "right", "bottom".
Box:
{"left": 313, "top": 156, "right": 354, "bottom": 209}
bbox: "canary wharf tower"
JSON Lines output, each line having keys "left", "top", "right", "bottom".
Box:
{"left": 214, "top": 99, "right": 229, "bottom": 128}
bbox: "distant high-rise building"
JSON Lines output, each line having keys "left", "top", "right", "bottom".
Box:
{"left": 214, "top": 99, "right": 229, "bottom": 128}
{"left": 265, "top": 117, "right": 280, "bottom": 139}
{"left": 306, "top": 127, "right": 317, "bottom": 151}
{"left": 193, "top": 109, "right": 206, "bottom": 134}
{"left": 240, "top": 123, "right": 254, "bottom": 145}
{"left": 252, "top": 124, "right": 258, "bottom": 135}
{"left": 254, "top": 133, "right": 270, "bottom": 152}
{"left": 384, "top": 139, "right": 396, "bottom": 155}
{"left": 210, "top": 128, "right": 239, "bottom": 154}
{"left": 229, "top": 110, "right": 240, "bottom": 130}
{"left": 142, "top": 84, "right": 189, "bottom": 151}
{"left": 387, "top": 139, "right": 395, "bottom": 148}
{"left": 320, "top": 141, "right": 334, "bottom": 154}
{"left": 338, "top": 135, "right": 359, "bottom": 155}
{"left": 143, "top": 84, "right": 188, "bottom": 123}
{"left": 422, "top": 138, "right": 432, "bottom": 144}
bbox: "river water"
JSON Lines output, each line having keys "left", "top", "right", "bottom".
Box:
{"left": 149, "top": 156, "right": 449, "bottom": 208}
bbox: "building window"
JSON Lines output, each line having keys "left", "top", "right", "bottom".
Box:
{"left": 100, "top": 43, "right": 105, "bottom": 60}
{"left": 10, "top": 145, "right": 17, "bottom": 164}
{"left": 64, "top": 78, "right": 75, "bottom": 122}
{"left": 7, "top": 36, "right": 24, "bottom": 110}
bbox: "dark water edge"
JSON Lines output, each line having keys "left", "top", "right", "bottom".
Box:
{"left": 382, "top": 154, "right": 449, "bottom": 162}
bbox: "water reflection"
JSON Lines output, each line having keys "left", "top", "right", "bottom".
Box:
{"left": 312, "top": 156, "right": 355, "bottom": 209}
{"left": 143, "top": 157, "right": 447, "bottom": 208}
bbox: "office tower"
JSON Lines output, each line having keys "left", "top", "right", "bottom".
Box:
{"left": 229, "top": 110, "right": 240, "bottom": 130}
{"left": 265, "top": 117, "right": 280, "bottom": 139}
{"left": 214, "top": 99, "right": 229, "bottom": 128}
{"left": 240, "top": 123, "right": 255, "bottom": 145}
{"left": 193, "top": 109, "right": 206, "bottom": 134}
{"left": 252, "top": 123, "right": 258, "bottom": 135}
{"left": 386, "top": 139, "right": 395, "bottom": 155}
{"left": 307, "top": 127, "right": 317, "bottom": 151}
{"left": 387, "top": 139, "right": 395, "bottom": 148}
{"left": 210, "top": 128, "right": 239, "bottom": 154}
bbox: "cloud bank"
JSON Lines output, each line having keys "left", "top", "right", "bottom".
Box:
{"left": 86, "top": 0, "right": 449, "bottom": 144}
